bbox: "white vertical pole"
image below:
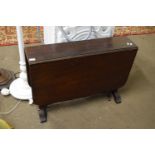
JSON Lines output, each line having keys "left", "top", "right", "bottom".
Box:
{"left": 9, "top": 26, "right": 33, "bottom": 104}
{"left": 16, "top": 26, "right": 27, "bottom": 81}
{"left": 16, "top": 26, "right": 25, "bottom": 64}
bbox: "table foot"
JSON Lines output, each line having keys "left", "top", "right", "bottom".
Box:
{"left": 38, "top": 106, "right": 47, "bottom": 123}
{"left": 112, "top": 90, "right": 121, "bottom": 104}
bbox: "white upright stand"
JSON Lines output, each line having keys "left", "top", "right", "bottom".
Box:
{"left": 9, "top": 26, "right": 33, "bottom": 104}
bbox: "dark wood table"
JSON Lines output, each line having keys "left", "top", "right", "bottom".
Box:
{"left": 25, "top": 37, "right": 138, "bottom": 123}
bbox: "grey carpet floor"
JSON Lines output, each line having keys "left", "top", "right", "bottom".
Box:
{"left": 0, "top": 34, "right": 155, "bottom": 129}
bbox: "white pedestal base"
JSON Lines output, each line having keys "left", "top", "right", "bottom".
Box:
{"left": 9, "top": 78, "right": 33, "bottom": 104}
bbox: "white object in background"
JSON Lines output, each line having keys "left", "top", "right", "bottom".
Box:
{"left": 44, "top": 26, "right": 56, "bottom": 44}
{"left": 57, "top": 26, "right": 93, "bottom": 42}
{"left": 43, "top": 26, "right": 115, "bottom": 44}
{"left": 93, "top": 26, "right": 115, "bottom": 38}
{"left": 9, "top": 26, "right": 33, "bottom": 104}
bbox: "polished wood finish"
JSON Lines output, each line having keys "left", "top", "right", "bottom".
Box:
{"left": 25, "top": 37, "right": 138, "bottom": 122}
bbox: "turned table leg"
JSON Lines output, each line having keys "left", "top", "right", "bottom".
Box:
{"left": 38, "top": 106, "right": 47, "bottom": 123}
{"left": 112, "top": 90, "right": 122, "bottom": 104}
